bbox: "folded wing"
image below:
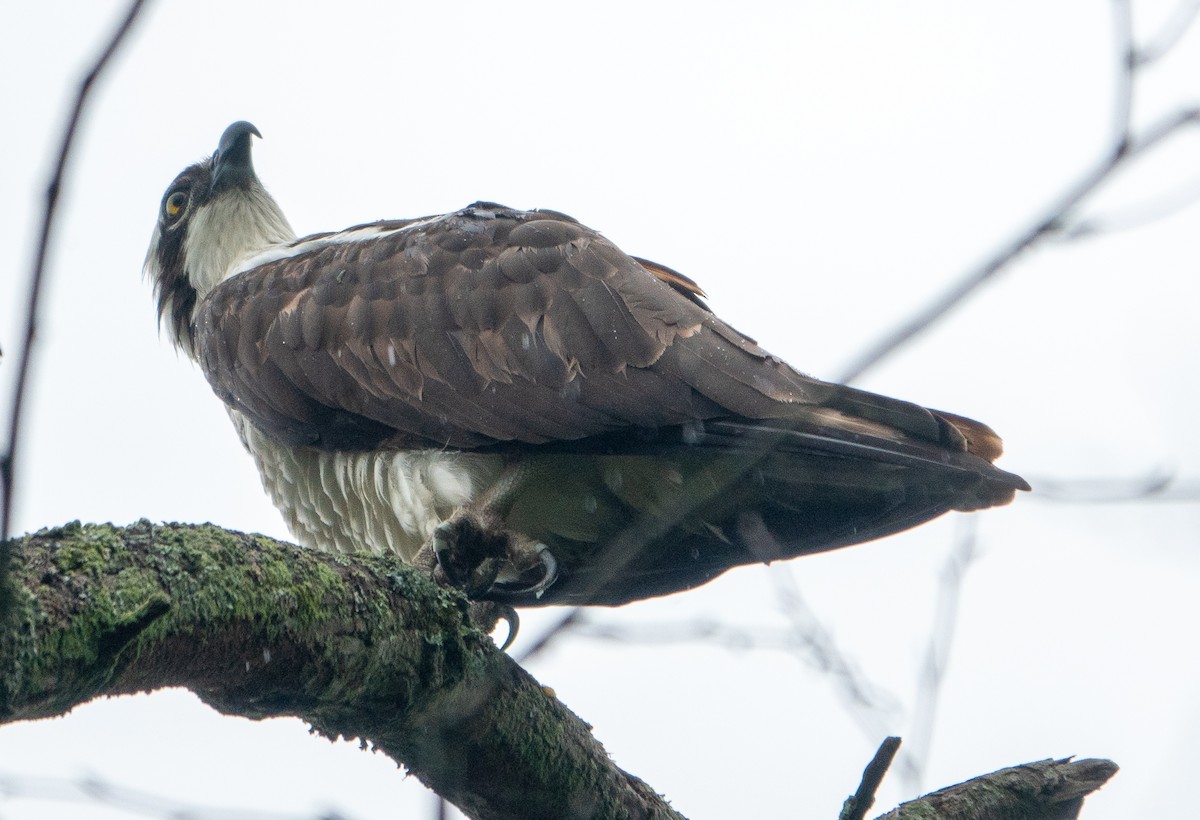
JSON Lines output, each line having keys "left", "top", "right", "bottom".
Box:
{"left": 196, "top": 203, "right": 1010, "bottom": 470}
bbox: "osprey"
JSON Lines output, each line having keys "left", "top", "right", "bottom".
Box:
{"left": 145, "top": 122, "right": 1028, "bottom": 608}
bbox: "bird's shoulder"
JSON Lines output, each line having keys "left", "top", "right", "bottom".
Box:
{"left": 192, "top": 202, "right": 752, "bottom": 448}
{"left": 198, "top": 202, "right": 724, "bottom": 375}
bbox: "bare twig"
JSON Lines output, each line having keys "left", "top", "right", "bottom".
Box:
{"left": 0, "top": 0, "right": 151, "bottom": 544}
{"left": 513, "top": 607, "right": 583, "bottom": 663}
{"left": 839, "top": 736, "right": 902, "bottom": 820}
{"left": 0, "top": 0, "right": 150, "bottom": 631}
{"left": 480, "top": 3, "right": 1200, "bottom": 684}
{"left": 558, "top": 569, "right": 904, "bottom": 745}
{"left": 0, "top": 769, "right": 349, "bottom": 820}
{"left": 1134, "top": 0, "right": 1200, "bottom": 65}
{"left": 1068, "top": 0, "right": 1200, "bottom": 238}
{"left": 772, "top": 569, "right": 901, "bottom": 741}
{"left": 567, "top": 615, "right": 799, "bottom": 650}
{"left": 836, "top": 6, "right": 1199, "bottom": 784}
{"left": 1059, "top": 171, "right": 1200, "bottom": 238}
{"left": 835, "top": 0, "right": 1200, "bottom": 387}
{"left": 897, "top": 518, "right": 979, "bottom": 796}
{"left": 875, "top": 757, "right": 1118, "bottom": 820}
{"left": 1031, "top": 470, "right": 1200, "bottom": 503}
{"left": 1074, "top": 185, "right": 1200, "bottom": 234}
{"left": 834, "top": 108, "right": 1199, "bottom": 384}
{"left": 1110, "top": 0, "right": 1136, "bottom": 152}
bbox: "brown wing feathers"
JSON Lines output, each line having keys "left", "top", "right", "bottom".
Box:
{"left": 196, "top": 204, "right": 1018, "bottom": 499}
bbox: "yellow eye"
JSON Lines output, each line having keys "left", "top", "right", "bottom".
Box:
{"left": 164, "top": 190, "right": 188, "bottom": 218}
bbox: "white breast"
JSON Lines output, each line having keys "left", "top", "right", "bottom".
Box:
{"left": 229, "top": 411, "right": 503, "bottom": 560}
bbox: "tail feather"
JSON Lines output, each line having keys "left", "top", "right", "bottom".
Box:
{"left": 932, "top": 409, "right": 1006, "bottom": 462}
{"left": 490, "top": 413, "right": 1029, "bottom": 607}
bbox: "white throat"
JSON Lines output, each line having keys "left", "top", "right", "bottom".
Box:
{"left": 185, "top": 184, "right": 296, "bottom": 302}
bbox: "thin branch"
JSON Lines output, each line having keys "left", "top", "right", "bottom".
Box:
{"left": 528, "top": 538, "right": 901, "bottom": 737}
{"left": 771, "top": 569, "right": 901, "bottom": 741}
{"left": 840, "top": 44, "right": 1195, "bottom": 388}
{"left": 835, "top": 107, "right": 1200, "bottom": 384}
{"left": 897, "top": 518, "right": 978, "bottom": 796}
{"left": 1134, "top": 0, "right": 1200, "bottom": 65}
{"left": 1031, "top": 471, "right": 1200, "bottom": 503}
{"left": 514, "top": 607, "right": 583, "bottom": 664}
{"left": 566, "top": 616, "right": 801, "bottom": 650}
{"left": 452, "top": 5, "right": 1200, "bottom": 672}
{"left": 1110, "top": 0, "right": 1136, "bottom": 153}
{"left": 839, "top": 737, "right": 902, "bottom": 820}
{"left": 1, "top": 0, "right": 151, "bottom": 546}
{"left": 0, "top": 769, "right": 348, "bottom": 820}
{"left": 1057, "top": 170, "right": 1200, "bottom": 238}
{"left": 874, "top": 757, "right": 1118, "bottom": 820}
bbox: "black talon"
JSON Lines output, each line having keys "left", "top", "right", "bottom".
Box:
{"left": 468, "top": 601, "right": 521, "bottom": 651}
{"left": 494, "top": 543, "right": 559, "bottom": 598}
{"left": 496, "top": 604, "right": 520, "bottom": 651}
{"left": 534, "top": 544, "right": 559, "bottom": 598}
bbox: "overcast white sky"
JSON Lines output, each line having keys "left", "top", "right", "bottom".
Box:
{"left": 2, "top": 2, "right": 1199, "bottom": 818}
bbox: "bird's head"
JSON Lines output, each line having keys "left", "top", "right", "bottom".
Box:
{"left": 144, "top": 121, "right": 295, "bottom": 357}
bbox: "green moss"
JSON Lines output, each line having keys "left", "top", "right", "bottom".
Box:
{"left": 4, "top": 521, "right": 670, "bottom": 820}
{"left": 50, "top": 524, "right": 114, "bottom": 576}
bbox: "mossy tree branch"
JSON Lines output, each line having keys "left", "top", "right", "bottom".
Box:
{"left": 874, "top": 757, "right": 1119, "bottom": 820}
{"left": 1, "top": 522, "right": 1117, "bottom": 820}
{"left": 0, "top": 521, "right": 681, "bottom": 820}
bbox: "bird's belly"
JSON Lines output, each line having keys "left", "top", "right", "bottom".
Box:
{"left": 230, "top": 411, "right": 503, "bottom": 560}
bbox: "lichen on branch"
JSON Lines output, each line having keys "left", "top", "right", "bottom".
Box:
{"left": 0, "top": 521, "right": 681, "bottom": 820}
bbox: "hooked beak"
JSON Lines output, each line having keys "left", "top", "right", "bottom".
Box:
{"left": 210, "top": 121, "right": 262, "bottom": 193}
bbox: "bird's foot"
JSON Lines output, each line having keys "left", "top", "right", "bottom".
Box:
{"left": 429, "top": 511, "right": 508, "bottom": 598}
{"left": 423, "top": 510, "right": 559, "bottom": 601}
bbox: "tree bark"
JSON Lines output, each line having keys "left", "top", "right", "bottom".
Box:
{"left": 874, "top": 757, "right": 1118, "bottom": 820}
{"left": 0, "top": 521, "right": 681, "bottom": 820}
{"left": 0, "top": 522, "right": 1117, "bottom": 819}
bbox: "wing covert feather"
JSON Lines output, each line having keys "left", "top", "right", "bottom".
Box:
{"left": 195, "top": 204, "right": 953, "bottom": 454}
